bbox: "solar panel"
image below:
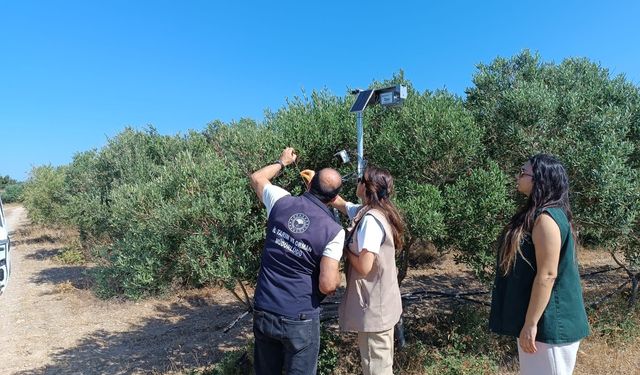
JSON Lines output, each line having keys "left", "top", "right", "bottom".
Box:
{"left": 349, "top": 89, "right": 374, "bottom": 113}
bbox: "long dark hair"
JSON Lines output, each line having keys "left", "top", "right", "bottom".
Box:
{"left": 499, "top": 154, "right": 576, "bottom": 275}
{"left": 361, "top": 166, "right": 405, "bottom": 250}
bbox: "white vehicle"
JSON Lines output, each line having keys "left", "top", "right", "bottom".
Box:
{"left": 0, "top": 197, "right": 10, "bottom": 295}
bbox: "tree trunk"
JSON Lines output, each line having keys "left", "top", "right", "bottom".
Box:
{"left": 396, "top": 238, "right": 413, "bottom": 286}
{"left": 630, "top": 274, "right": 639, "bottom": 307}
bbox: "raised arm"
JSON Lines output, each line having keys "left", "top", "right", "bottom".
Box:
{"left": 330, "top": 195, "right": 349, "bottom": 216}
{"left": 250, "top": 147, "right": 297, "bottom": 202}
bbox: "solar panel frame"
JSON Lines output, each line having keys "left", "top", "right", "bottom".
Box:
{"left": 349, "top": 89, "right": 374, "bottom": 113}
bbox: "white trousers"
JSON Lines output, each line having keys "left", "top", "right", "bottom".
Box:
{"left": 517, "top": 339, "right": 581, "bottom": 375}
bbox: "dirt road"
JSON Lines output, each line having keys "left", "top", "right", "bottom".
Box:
{"left": 0, "top": 204, "right": 251, "bottom": 374}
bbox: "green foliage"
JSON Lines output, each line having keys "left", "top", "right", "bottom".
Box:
{"left": 398, "top": 182, "right": 446, "bottom": 246}
{"left": 14, "top": 128, "right": 259, "bottom": 298}
{"left": 204, "top": 118, "right": 279, "bottom": 176}
{"left": 443, "top": 162, "right": 514, "bottom": 282}
{"left": 317, "top": 328, "right": 340, "bottom": 375}
{"left": 1, "top": 182, "right": 25, "bottom": 203}
{"left": 63, "top": 150, "right": 113, "bottom": 244}
{"left": 93, "top": 142, "right": 260, "bottom": 299}
{"left": 264, "top": 90, "right": 354, "bottom": 173}
{"left": 22, "top": 165, "right": 69, "bottom": 226}
{"left": 207, "top": 341, "right": 253, "bottom": 375}
{"left": 369, "top": 89, "right": 484, "bottom": 186}
{"left": 16, "top": 73, "right": 502, "bottom": 297}
{"left": 393, "top": 305, "right": 509, "bottom": 374}
{"left": 397, "top": 343, "right": 500, "bottom": 375}
{"left": 55, "top": 247, "right": 86, "bottom": 265}
{"left": 19, "top": 53, "right": 640, "bottom": 299}
{"left": 396, "top": 182, "right": 446, "bottom": 273}
{"left": 405, "top": 304, "right": 514, "bottom": 359}
{"left": 0, "top": 175, "right": 17, "bottom": 189}
{"left": 420, "top": 348, "right": 498, "bottom": 375}
{"left": 0, "top": 175, "right": 21, "bottom": 203}
{"left": 466, "top": 50, "right": 640, "bottom": 267}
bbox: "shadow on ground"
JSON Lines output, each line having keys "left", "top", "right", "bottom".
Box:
{"left": 14, "top": 296, "right": 252, "bottom": 374}
{"left": 11, "top": 231, "right": 58, "bottom": 247}
{"left": 31, "top": 265, "right": 93, "bottom": 291}
{"left": 24, "top": 248, "right": 64, "bottom": 261}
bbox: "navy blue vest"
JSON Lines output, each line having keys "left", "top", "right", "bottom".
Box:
{"left": 254, "top": 192, "right": 342, "bottom": 319}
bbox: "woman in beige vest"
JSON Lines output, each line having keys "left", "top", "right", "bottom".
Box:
{"left": 331, "top": 166, "right": 405, "bottom": 375}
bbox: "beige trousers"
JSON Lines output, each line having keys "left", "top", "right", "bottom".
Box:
{"left": 357, "top": 328, "right": 395, "bottom": 375}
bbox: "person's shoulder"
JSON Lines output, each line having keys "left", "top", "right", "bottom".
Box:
{"left": 264, "top": 184, "right": 289, "bottom": 195}
{"left": 359, "top": 214, "right": 386, "bottom": 234}
{"left": 534, "top": 212, "right": 561, "bottom": 235}
{"left": 365, "top": 208, "right": 385, "bottom": 218}
{"left": 263, "top": 184, "right": 290, "bottom": 200}
{"left": 536, "top": 212, "right": 557, "bottom": 225}
{"left": 361, "top": 214, "right": 379, "bottom": 225}
{"left": 263, "top": 185, "right": 291, "bottom": 215}
{"left": 364, "top": 209, "right": 389, "bottom": 226}
{"left": 537, "top": 207, "right": 568, "bottom": 228}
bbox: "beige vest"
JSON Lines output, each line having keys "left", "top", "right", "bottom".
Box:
{"left": 339, "top": 208, "right": 402, "bottom": 332}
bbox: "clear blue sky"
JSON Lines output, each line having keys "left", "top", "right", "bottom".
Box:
{"left": 1, "top": 1, "right": 639, "bottom": 181}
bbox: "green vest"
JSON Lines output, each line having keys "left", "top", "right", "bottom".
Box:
{"left": 489, "top": 207, "right": 590, "bottom": 344}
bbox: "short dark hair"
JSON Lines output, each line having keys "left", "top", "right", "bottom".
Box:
{"left": 309, "top": 170, "right": 342, "bottom": 203}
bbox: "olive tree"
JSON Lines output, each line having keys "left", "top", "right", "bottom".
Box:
{"left": 467, "top": 50, "right": 640, "bottom": 300}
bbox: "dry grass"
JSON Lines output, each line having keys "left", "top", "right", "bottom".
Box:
{"left": 576, "top": 337, "right": 640, "bottom": 374}
{"left": 13, "top": 223, "right": 78, "bottom": 251}
{"left": 388, "top": 249, "right": 639, "bottom": 375}
{"left": 54, "top": 280, "right": 78, "bottom": 294}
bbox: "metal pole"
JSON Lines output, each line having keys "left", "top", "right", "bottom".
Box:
{"left": 357, "top": 111, "right": 364, "bottom": 178}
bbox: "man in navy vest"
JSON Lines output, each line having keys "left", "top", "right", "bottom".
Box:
{"left": 250, "top": 147, "right": 344, "bottom": 375}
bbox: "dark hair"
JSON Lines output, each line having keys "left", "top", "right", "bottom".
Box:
{"left": 361, "top": 166, "right": 405, "bottom": 250}
{"left": 498, "top": 154, "right": 576, "bottom": 275}
{"left": 309, "top": 169, "right": 342, "bottom": 203}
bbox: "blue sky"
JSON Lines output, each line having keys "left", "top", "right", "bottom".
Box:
{"left": 1, "top": 1, "right": 639, "bottom": 180}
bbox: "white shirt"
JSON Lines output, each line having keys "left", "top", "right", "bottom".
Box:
{"left": 345, "top": 202, "right": 385, "bottom": 254}
{"left": 262, "top": 184, "right": 344, "bottom": 261}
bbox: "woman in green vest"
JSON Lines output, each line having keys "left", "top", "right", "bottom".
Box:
{"left": 489, "top": 154, "right": 589, "bottom": 375}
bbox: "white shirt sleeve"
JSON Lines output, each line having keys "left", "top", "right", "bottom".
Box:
{"left": 322, "top": 229, "right": 344, "bottom": 261}
{"left": 262, "top": 184, "right": 291, "bottom": 217}
{"left": 356, "top": 215, "right": 385, "bottom": 254}
{"left": 345, "top": 202, "right": 363, "bottom": 220}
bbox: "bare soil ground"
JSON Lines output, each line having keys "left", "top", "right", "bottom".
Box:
{"left": 0, "top": 204, "right": 638, "bottom": 374}
{"left": 0, "top": 204, "right": 252, "bottom": 374}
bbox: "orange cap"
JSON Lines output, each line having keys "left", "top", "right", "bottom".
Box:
{"left": 300, "top": 169, "right": 315, "bottom": 185}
